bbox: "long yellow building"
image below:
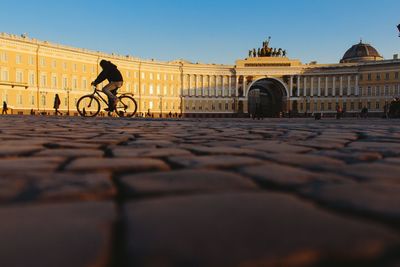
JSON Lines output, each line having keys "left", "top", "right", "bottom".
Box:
{"left": 0, "top": 32, "right": 399, "bottom": 117}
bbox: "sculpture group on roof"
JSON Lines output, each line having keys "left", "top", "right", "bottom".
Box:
{"left": 248, "top": 37, "right": 287, "bottom": 58}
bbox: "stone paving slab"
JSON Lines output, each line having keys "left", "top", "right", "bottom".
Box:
{"left": 124, "top": 193, "right": 399, "bottom": 267}
{"left": 0, "top": 116, "right": 400, "bottom": 266}
{"left": 0, "top": 201, "right": 115, "bottom": 267}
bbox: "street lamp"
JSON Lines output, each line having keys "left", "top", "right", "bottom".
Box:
{"left": 158, "top": 94, "right": 163, "bottom": 118}
{"left": 397, "top": 24, "right": 400, "bottom": 37}
{"left": 64, "top": 87, "right": 72, "bottom": 115}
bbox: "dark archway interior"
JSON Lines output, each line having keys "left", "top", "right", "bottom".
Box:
{"left": 248, "top": 79, "right": 287, "bottom": 117}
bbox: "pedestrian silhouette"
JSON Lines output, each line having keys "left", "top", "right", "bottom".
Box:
{"left": 53, "top": 94, "right": 62, "bottom": 115}
{"left": 2, "top": 101, "right": 8, "bottom": 115}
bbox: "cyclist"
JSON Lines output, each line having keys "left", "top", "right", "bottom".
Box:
{"left": 91, "top": 60, "right": 123, "bottom": 111}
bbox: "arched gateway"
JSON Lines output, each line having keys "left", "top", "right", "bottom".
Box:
{"left": 247, "top": 78, "right": 288, "bottom": 117}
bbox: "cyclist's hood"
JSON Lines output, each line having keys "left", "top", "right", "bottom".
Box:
{"left": 100, "top": 60, "right": 117, "bottom": 70}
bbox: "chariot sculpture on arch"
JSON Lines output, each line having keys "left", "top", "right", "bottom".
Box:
{"left": 247, "top": 36, "right": 287, "bottom": 58}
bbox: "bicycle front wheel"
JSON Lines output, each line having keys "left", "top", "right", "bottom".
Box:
{"left": 77, "top": 95, "right": 101, "bottom": 117}
{"left": 116, "top": 96, "right": 138, "bottom": 117}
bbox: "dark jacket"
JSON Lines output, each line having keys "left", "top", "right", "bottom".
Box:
{"left": 93, "top": 60, "right": 123, "bottom": 86}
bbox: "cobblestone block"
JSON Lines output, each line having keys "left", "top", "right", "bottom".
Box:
{"left": 0, "top": 202, "right": 115, "bottom": 267}
{"left": 124, "top": 193, "right": 399, "bottom": 267}
{"left": 66, "top": 157, "right": 170, "bottom": 172}
{"left": 119, "top": 169, "right": 258, "bottom": 196}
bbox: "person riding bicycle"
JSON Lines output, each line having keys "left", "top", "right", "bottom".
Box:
{"left": 91, "top": 60, "right": 123, "bottom": 111}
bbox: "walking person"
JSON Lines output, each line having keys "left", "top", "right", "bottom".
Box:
{"left": 53, "top": 94, "right": 62, "bottom": 115}
{"left": 2, "top": 101, "right": 8, "bottom": 115}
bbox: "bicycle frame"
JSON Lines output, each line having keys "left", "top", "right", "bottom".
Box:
{"left": 88, "top": 86, "right": 135, "bottom": 106}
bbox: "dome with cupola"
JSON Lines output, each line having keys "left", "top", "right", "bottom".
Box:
{"left": 340, "top": 41, "right": 383, "bottom": 63}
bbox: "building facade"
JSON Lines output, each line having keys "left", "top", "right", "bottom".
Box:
{"left": 1, "top": 33, "right": 399, "bottom": 117}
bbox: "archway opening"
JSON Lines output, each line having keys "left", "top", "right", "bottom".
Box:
{"left": 248, "top": 78, "right": 287, "bottom": 117}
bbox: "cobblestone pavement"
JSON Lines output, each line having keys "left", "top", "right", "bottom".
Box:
{"left": 0, "top": 115, "right": 399, "bottom": 267}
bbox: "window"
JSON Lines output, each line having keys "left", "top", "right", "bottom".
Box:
{"left": 73, "top": 64, "right": 77, "bottom": 72}
{"left": 2, "top": 69, "right": 9, "bottom": 81}
{"left": 225, "top": 103, "right": 229, "bottom": 110}
{"left": 40, "top": 58, "right": 45, "bottom": 66}
{"left": 156, "top": 85, "right": 161, "bottom": 95}
{"left": 142, "top": 84, "right": 146, "bottom": 94}
{"left": 350, "top": 102, "right": 355, "bottom": 110}
{"left": 385, "top": 86, "right": 389, "bottom": 96}
{"left": 63, "top": 62, "right": 68, "bottom": 70}
{"left": 149, "top": 101, "right": 153, "bottom": 109}
{"left": 367, "top": 74, "right": 371, "bottom": 81}
{"left": 17, "top": 95, "right": 23, "bottom": 105}
{"left": 359, "top": 74, "right": 363, "bottom": 81}
{"left": 358, "top": 102, "right": 363, "bottom": 110}
{"left": 40, "top": 74, "right": 47, "bottom": 87}
{"left": 64, "top": 97, "right": 68, "bottom": 107}
{"left": 395, "top": 72, "right": 399, "bottom": 80}
{"left": 134, "top": 84, "right": 138, "bottom": 94}
{"left": 367, "top": 102, "right": 371, "bottom": 109}
{"left": 29, "top": 72, "right": 35, "bottom": 86}
{"left": 16, "top": 71, "right": 23, "bottom": 83}
{"left": 376, "top": 73, "right": 381, "bottom": 81}
{"left": 164, "top": 86, "right": 168, "bottom": 95}
{"left": 63, "top": 77, "right": 68, "bottom": 89}
{"left": 171, "top": 74, "right": 174, "bottom": 81}
{"left": 16, "top": 54, "right": 22, "bottom": 64}
{"left": 28, "top": 56, "right": 34, "bottom": 65}
{"left": 385, "top": 73, "right": 390, "bottom": 80}
{"left": 376, "top": 102, "right": 380, "bottom": 109}
{"left": 31, "top": 95, "right": 35, "bottom": 105}
{"left": 73, "top": 78, "right": 77, "bottom": 89}
{"left": 41, "top": 95, "right": 46, "bottom": 106}
{"left": 141, "top": 72, "right": 145, "bottom": 79}
{"left": 164, "top": 74, "right": 168, "bottom": 81}
{"left": 367, "top": 86, "right": 372, "bottom": 96}
{"left": 52, "top": 60, "right": 57, "bottom": 68}
{"left": 1, "top": 52, "right": 8, "bottom": 62}
{"left": 149, "top": 85, "right": 154, "bottom": 95}
{"left": 328, "top": 102, "right": 332, "bottom": 110}
{"left": 83, "top": 65, "right": 86, "bottom": 72}
{"left": 52, "top": 76, "right": 57, "bottom": 88}
{"left": 157, "top": 73, "right": 160, "bottom": 80}
{"left": 150, "top": 73, "right": 154, "bottom": 80}
{"left": 82, "top": 79, "right": 87, "bottom": 89}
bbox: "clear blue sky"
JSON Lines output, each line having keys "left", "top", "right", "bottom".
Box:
{"left": 1, "top": 0, "right": 399, "bottom": 64}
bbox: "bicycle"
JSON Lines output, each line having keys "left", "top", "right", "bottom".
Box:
{"left": 77, "top": 86, "right": 137, "bottom": 117}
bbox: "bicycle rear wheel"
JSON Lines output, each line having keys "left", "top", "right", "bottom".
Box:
{"left": 77, "top": 95, "right": 101, "bottom": 117}
{"left": 115, "top": 95, "right": 137, "bottom": 117}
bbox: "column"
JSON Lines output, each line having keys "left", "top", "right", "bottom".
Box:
{"left": 340, "top": 76, "right": 343, "bottom": 96}
{"left": 208, "top": 75, "right": 212, "bottom": 97}
{"left": 303, "top": 76, "right": 307, "bottom": 96}
{"left": 310, "top": 77, "right": 314, "bottom": 97}
{"left": 325, "top": 76, "right": 328, "bottom": 96}
{"left": 318, "top": 77, "right": 321, "bottom": 97}
{"left": 243, "top": 76, "right": 247, "bottom": 97}
{"left": 355, "top": 75, "right": 359, "bottom": 96}
{"left": 332, "top": 76, "right": 336, "bottom": 96}
{"left": 347, "top": 76, "right": 351, "bottom": 96}
{"left": 202, "top": 76, "right": 205, "bottom": 97}
{"left": 297, "top": 76, "right": 300, "bottom": 97}
{"left": 195, "top": 75, "right": 198, "bottom": 97}
{"left": 289, "top": 76, "right": 293, "bottom": 97}
{"left": 222, "top": 76, "right": 225, "bottom": 97}
{"left": 188, "top": 75, "right": 192, "bottom": 96}
{"left": 228, "top": 76, "right": 232, "bottom": 97}
{"left": 235, "top": 76, "right": 239, "bottom": 97}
